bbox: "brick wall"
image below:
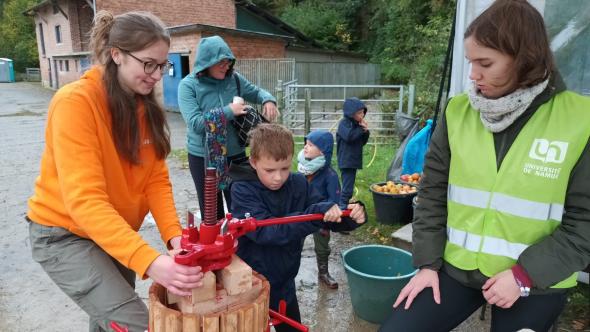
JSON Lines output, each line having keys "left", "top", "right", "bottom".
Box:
{"left": 36, "top": 0, "right": 74, "bottom": 56}
{"left": 34, "top": 0, "right": 76, "bottom": 88}
{"left": 70, "top": 0, "right": 94, "bottom": 52}
{"left": 169, "top": 32, "right": 202, "bottom": 72}
{"left": 32, "top": 0, "right": 286, "bottom": 92}
{"left": 170, "top": 32, "right": 286, "bottom": 74}
{"left": 203, "top": 32, "right": 286, "bottom": 59}
{"left": 55, "top": 58, "right": 84, "bottom": 86}
{"left": 97, "top": 0, "right": 236, "bottom": 28}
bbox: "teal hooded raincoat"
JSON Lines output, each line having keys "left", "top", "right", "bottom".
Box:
{"left": 177, "top": 36, "right": 276, "bottom": 157}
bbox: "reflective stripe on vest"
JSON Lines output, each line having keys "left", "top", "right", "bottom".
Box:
{"left": 447, "top": 226, "right": 528, "bottom": 260}
{"left": 448, "top": 184, "right": 564, "bottom": 222}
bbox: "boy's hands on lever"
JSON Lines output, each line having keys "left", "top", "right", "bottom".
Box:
{"left": 323, "top": 204, "right": 343, "bottom": 222}
{"left": 323, "top": 203, "right": 366, "bottom": 224}
{"left": 347, "top": 203, "right": 366, "bottom": 224}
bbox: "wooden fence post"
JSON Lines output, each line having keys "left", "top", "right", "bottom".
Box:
{"left": 275, "top": 80, "right": 283, "bottom": 124}
{"left": 304, "top": 88, "right": 311, "bottom": 135}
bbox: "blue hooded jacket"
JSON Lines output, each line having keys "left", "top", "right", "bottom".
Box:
{"left": 228, "top": 162, "right": 361, "bottom": 309}
{"left": 303, "top": 130, "right": 341, "bottom": 205}
{"left": 337, "top": 97, "right": 370, "bottom": 169}
{"left": 177, "top": 36, "right": 276, "bottom": 157}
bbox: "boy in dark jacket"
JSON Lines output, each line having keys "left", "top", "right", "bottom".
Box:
{"left": 337, "top": 97, "right": 370, "bottom": 207}
{"left": 297, "top": 130, "right": 341, "bottom": 289}
{"left": 230, "top": 124, "right": 366, "bottom": 332}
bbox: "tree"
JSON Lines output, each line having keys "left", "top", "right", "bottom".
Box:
{"left": 248, "top": 0, "right": 294, "bottom": 16}
{"left": 365, "top": 0, "right": 456, "bottom": 118}
{"left": 0, "top": 0, "right": 39, "bottom": 73}
{"left": 280, "top": 0, "right": 356, "bottom": 50}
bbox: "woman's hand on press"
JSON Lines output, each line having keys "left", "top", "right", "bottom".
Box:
{"left": 146, "top": 255, "right": 204, "bottom": 296}
{"left": 229, "top": 103, "right": 248, "bottom": 117}
{"left": 347, "top": 203, "right": 366, "bottom": 224}
{"left": 393, "top": 268, "right": 440, "bottom": 310}
{"left": 262, "top": 102, "right": 279, "bottom": 122}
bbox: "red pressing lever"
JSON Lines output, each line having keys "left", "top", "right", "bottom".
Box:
{"left": 174, "top": 209, "right": 352, "bottom": 272}
{"left": 255, "top": 209, "right": 351, "bottom": 227}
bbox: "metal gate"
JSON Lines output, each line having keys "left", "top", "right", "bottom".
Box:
{"left": 280, "top": 83, "right": 415, "bottom": 143}
{"left": 234, "top": 58, "right": 295, "bottom": 97}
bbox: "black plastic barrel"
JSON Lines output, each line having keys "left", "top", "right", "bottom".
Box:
{"left": 370, "top": 182, "right": 417, "bottom": 225}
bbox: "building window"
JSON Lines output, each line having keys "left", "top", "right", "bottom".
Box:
{"left": 59, "top": 60, "right": 63, "bottom": 71}
{"left": 75, "top": 59, "right": 79, "bottom": 72}
{"left": 55, "top": 25, "right": 62, "bottom": 44}
{"left": 65, "top": 60, "right": 69, "bottom": 72}
{"left": 39, "top": 23, "right": 46, "bottom": 56}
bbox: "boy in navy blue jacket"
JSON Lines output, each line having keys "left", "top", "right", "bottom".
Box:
{"left": 297, "top": 130, "right": 341, "bottom": 289}
{"left": 337, "top": 97, "right": 370, "bottom": 207}
{"left": 230, "top": 124, "right": 366, "bottom": 332}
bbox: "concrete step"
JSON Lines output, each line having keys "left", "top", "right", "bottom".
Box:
{"left": 390, "top": 223, "right": 413, "bottom": 253}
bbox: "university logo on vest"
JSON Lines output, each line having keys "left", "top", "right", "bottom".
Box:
{"left": 523, "top": 138, "right": 568, "bottom": 179}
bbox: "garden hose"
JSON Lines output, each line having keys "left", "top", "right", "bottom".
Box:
{"left": 366, "top": 138, "right": 378, "bottom": 169}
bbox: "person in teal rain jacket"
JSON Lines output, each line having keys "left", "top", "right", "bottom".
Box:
{"left": 178, "top": 35, "right": 278, "bottom": 220}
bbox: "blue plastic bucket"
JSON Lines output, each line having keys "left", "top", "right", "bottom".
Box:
{"left": 342, "top": 245, "right": 417, "bottom": 324}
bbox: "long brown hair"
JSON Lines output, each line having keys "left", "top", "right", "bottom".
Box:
{"left": 465, "top": 0, "right": 555, "bottom": 88}
{"left": 89, "top": 11, "right": 171, "bottom": 163}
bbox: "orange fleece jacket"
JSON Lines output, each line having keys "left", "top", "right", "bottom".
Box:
{"left": 27, "top": 66, "right": 182, "bottom": 277}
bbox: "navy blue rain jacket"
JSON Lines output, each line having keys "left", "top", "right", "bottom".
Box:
{"left": 304, "top": 130, "right": 341, "bottom": 205}
{"left": 337, "top": 97, "right": 370, "bottom": 169}
{"left": 229, "top": 162, "right": 360, "bottom": 308}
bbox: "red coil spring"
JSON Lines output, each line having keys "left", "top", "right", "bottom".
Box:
{"left": 203, "top": 167, "right": 218, "bottom": 225}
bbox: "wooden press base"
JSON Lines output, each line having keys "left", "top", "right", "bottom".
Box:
{"left": 148, "top": 272, "right": 270, "bottom": 332}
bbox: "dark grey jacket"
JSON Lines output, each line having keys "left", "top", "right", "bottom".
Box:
{"left": 413, "top": 73, "right": 590, "bottom": 293}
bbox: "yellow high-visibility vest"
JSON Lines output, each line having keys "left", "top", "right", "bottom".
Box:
{"left": 443, "top": 91, "right": 590, "bottom": 288}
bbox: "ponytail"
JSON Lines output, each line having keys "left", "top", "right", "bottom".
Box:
{"left": 89, "top": 11, "right": 115, "bottom": 65}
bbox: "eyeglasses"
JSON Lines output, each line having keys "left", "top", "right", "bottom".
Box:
{"left": 214, "top": 60, "right": 232, "bottom": 69}
{"left": 120, "top": 49, "right": 172, "bottom": 75}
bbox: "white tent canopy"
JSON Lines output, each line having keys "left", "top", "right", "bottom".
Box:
{"left": 450, "top": 0, "right": 590, "bottom": 97}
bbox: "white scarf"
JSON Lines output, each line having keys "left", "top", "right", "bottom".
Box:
{"left": 297, "top": 150, "right": 326, "bottom": 176}
{"left": 468, "top": 78, "right": 549, "bottom": 132}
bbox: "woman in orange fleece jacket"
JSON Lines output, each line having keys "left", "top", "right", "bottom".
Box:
{"left": 27, "top": 11, "right": 203, "bottom": 331}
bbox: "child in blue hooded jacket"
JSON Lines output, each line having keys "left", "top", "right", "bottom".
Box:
{"left": 337, "top": 97, "right": 370, "bottom": 207}
{"left": 229, "top": 124, "right": 366, "bottom": 332}
{"left": 297, "top": 130, "right": 341, "bottom": 289}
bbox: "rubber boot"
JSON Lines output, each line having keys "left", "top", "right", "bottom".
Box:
{"left": 318, "top": 262, "right": 338, "bottom": 289}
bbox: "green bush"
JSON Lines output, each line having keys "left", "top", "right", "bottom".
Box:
{"left": 0, "top": 0, "right": 39, "bottom": 73}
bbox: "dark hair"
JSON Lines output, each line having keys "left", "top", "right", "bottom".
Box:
{"left": 249, "top": 123, "right": 294, "bottom": 161}
{"left": 89, "top": 11, "right": 171, "bottom": 163}
{"left": 465, "top": 0, "right": 554, "bottom": 88}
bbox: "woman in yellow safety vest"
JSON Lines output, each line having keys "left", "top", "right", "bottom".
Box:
{"left": 379, "top": 1, "right": 590, "bottom": 331}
